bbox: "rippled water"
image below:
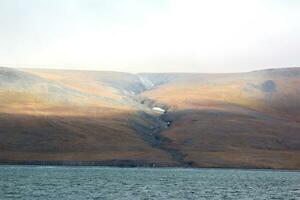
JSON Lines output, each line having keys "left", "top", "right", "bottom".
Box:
{"left": 0, "top": 166, "right": 300, "bottom": 200}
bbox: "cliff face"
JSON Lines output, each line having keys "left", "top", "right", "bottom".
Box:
{"left": 1, "top": 67, "right": 300, "bottom": 169}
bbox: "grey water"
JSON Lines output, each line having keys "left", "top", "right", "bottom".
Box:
{"left": 0, "top": 166, "right": 299, "bottom": 200}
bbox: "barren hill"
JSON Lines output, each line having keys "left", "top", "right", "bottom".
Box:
{"left": 1, "top": 67, "right": 300, "bottom": 169}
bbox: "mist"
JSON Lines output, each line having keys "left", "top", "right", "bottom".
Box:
{"left": 0, "top": 0, "right": 299, "bottom": 73}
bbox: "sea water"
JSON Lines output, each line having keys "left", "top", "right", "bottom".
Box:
{"left": 0, "top": 166, "right": 299, "bottom": 200}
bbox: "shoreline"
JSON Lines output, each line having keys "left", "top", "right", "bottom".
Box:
{"left": 1, "top": 160, "right": 300, "bottom": 171}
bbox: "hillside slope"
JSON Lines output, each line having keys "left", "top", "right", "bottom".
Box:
{"left": 0, "top": 67, "right": 176, "bottom": 166}
{"left": 140, "top": 68, "right": 300, "bottom": 169}
{"left": 0, "top": 67, "right": 300, "bottom": 169}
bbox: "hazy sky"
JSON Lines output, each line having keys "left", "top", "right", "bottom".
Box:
{"left": 0, "top": 0, "right": 300, "bottom": 73}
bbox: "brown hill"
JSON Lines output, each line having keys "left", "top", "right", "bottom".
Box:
{"left": 0, "top": 67, "right": 300, "bottom": 169}
{"left": 0, "top": 67, "right": 175, "bottom": 166}
{"left": 140, "top": 68, "right": 300, "bottom": 169}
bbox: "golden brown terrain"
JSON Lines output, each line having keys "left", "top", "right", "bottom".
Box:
{"left": 140, "top": 69, "right": 300, "bottom": 169}
{"left": 1, "top": 67, "right": 300, "bottom": 169}
{"left": 0, "top": 67, "right": 176, "bottom": 166}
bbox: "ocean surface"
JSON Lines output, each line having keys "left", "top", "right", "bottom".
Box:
{"left": 0, "top": 166, "right": 299, "bottom": 200}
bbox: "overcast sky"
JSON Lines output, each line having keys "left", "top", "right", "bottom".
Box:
{"left": 0, "top": 0, "right": 299, "bottom": 73}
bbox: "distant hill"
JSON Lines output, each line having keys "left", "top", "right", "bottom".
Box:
{"left": 0, "top": 67, "right": 300, "bottom": 169}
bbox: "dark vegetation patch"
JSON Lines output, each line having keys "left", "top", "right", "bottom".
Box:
{"left": 261, "top": 80, "right": 276, "bottom": 93}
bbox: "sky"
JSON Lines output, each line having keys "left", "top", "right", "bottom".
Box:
{"left": 0, "top": 0, "right": 299, "bottom": 73}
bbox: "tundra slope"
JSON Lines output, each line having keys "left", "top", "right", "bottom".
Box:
{"left": 0, "top": 67, "right": 176, "bottom": 167}
{"left": 140, "top": 68, "right": 300, "bottom": 169}
{"left": 1, "top": 67, "right": 300, "bottom": 169}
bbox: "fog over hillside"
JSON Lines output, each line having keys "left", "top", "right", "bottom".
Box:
{"left": 1, "top": 0, "right": 300, "bottom": 73}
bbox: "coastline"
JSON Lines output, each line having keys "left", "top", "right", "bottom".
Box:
{"left": 1, "top": 160, "right": 300, "bottom": 171}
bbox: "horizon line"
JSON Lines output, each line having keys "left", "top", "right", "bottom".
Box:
{"left": 1, "top": 65, "right": 299, "bottom": 75}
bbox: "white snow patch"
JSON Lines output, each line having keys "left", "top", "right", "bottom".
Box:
{"left": 152, "top": 107, "right": 165, "bottom": 113}
{"left": 123, "top": 90, "right": 135, "bottom": 95}
{"left": 139, "top": 76, "right": 154, "bottom": 89}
